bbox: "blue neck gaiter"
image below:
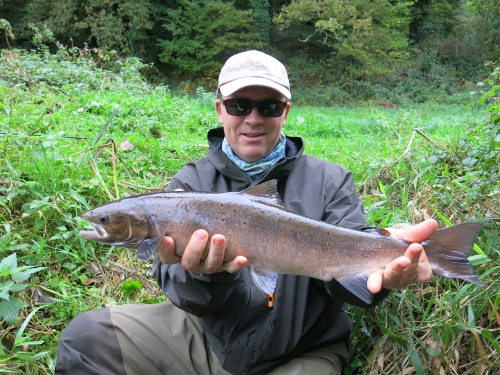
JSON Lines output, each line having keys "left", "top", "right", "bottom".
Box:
{"left": 222, "top": 134, "right": 287, "bottom": 181}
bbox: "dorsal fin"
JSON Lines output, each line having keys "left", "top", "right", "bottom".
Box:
{"left": 241, "top": 180, "right": 284, "bottom": 206}
{"left": 363, "top": 227, "right": 392, "bottom": 237}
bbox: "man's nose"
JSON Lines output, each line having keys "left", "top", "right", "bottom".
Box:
{"left": 244, "top": 106, "right": 264, "bottom": 122}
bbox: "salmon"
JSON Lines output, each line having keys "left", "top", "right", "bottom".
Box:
{"left": 79, "top": 180, "right": 484, "bottom": 303}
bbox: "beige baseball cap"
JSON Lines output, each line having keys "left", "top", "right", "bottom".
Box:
{"left": 218, "top": 50, "right": 291, "bottom": 99}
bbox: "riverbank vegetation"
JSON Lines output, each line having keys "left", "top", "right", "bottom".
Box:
{"left": 1, "top": 0, "right": 499, "bottom": 105}
{"left": 0, "top": 24, "right": 499, "bottom": 374}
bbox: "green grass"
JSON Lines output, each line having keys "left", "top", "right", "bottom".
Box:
{"left": 0, "top": 48, "right": 499, "bottom": 374}
{"left": 286, "top": 104, "right": 482, "bottom": 182}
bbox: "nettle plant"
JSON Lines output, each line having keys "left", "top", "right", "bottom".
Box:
{"left": 0, "top": 254, "right": 45, "bottom": 324}
{"left": 471, "top": 60, "right": 500, "bottom": 174}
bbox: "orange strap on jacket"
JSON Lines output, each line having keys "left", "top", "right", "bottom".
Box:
{"left": 267, "top": 293, "right": 275, "bottom": 307}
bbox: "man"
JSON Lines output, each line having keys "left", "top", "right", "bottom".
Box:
{"left": 56, "top": 50, "right": 436, "bottom": 374}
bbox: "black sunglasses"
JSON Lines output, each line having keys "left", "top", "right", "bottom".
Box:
{"left": 221, "top": 98, "right": 287, "bottom": 117}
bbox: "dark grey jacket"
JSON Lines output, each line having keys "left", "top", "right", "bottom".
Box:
{"left": 152, "top": 127, "right": 389, "bottom": 375}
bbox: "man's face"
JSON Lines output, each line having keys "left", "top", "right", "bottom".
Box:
{"left": 216, "top": 86, "right": 291, "bottom": 163}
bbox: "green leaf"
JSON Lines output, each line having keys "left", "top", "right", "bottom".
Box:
{"left": 408, "top": 347, "right": 426, "bottom": 375}
{"left": 376, "top": 322, "right": 408, "bottom": 346}
{"left": 468, "top": 254, "right": 490, "bottom": 266}
{"left": 473, "top": 243, "right": 485, "bottom": 256}
{"left": 0, "top": 281, "right": 15, "bottom": 300}
{"left": 0, "top": 296, "right": 25, "bottom": 324}
{"left": 441, "top": 321, "right": 452, "bottom": 349}
{"left": 26, "top": 351, "right": 50, "bottom": 363}
{"left": 468, "top": 303, "right": 475, "bottom": 325}
{"left": 0, "top": 254, "right": 17, "bottom": 277}
{"left": 430, "top": 207, "right": 453, "bottom": 226}
{"left": 9, "top": 283, "right": 29, "bottom": 292}
{"left": 16, "top": 340, "right": 45, "bottom": 347}
{"left": 428, "top": 155, "right": 438, "bottom": 164}
{"left": 15, "top": 306, "right": 44, "bottom": 345}
{"left": 480, "top": 330, "right": 500, "bottom": 356}
{"left": 11, "top": 267, "right": 46, "bottom": 282}
{"left": 120, "top": 280, "right": 143, "bottom": 298}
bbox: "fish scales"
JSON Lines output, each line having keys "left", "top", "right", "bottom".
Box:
{"left": 160, "top": 193, "right": 400, "bottom": 281}
{"left": 79, "top": 180, "right": 484, "bottom": 304}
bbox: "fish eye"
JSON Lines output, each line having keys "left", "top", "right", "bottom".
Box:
{"left": 98, "top": 214, "right": 109, "bottom": 224}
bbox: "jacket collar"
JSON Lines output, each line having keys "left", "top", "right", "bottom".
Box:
{"left": 206, "top": 127, "right": 305, "bottom": 185}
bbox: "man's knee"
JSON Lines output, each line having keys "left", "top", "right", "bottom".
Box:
{"left": 56, "top": 307, "right": 126, "bottom": 375}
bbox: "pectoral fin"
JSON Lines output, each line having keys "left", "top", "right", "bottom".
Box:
{"left": 137, "top": 237, "right": 163, "bottom": 260}
{"left": 336, "top": 273, "right": 375, "bottom": 304}
{"left": 250, "top": 268, "right": 278, "bottom": 295}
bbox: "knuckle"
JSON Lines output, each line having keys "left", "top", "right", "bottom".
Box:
{"left": 204, "top": 263, "right": 219, "bottom": 273}
{"left": 224, "top": 265, "right": 237, "bottom": 274}
{"left": 181, "top": 257, "right": 199, "bottom": 272}
{"left": 160, "top": 255, "right": 173, "bottom": 264}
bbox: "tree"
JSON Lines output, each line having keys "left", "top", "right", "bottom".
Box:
{"left": 24, "top": 0, "right": 158, "bottom": 56}
{"left": 274, "top": 0, "right": 413, "bottom": 82}
{"left": 468, "top": 0, "right": 500, "bottom": 59}
{"left": 250, "top": 0, "right": 271, "bottom": 45}
{"left": 157, "top": 0, "right": 264, "bottom": 78}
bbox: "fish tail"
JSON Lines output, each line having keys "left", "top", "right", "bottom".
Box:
{"left": 424, "top": 222, "right": 484, "bottom": 286}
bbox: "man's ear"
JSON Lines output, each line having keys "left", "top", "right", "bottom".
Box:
{"left": 282, "top": 102, "right": 291, "bottom": 125}
{"left": 215, "top": 99, "right": 224, "bottom": 123}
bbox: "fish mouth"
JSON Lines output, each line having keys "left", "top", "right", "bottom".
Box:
{"left": 78, "top": 223, "right": 109, "bottom": 242}
{"left": 78, "top": 223, "right": 142, "bottom": 249}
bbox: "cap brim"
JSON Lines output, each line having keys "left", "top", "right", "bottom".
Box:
{"left": 219, "top": 77, "right": 291, "bottom": 99}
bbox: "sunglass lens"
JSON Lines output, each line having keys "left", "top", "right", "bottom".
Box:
{"left": 225, "top": 100, "right": 252, "bottom": 116}
{"left": 257, "top": 100, "right": 285, "bottom": 117}
{"left": 223, "top": 99, "right": 286, "bottom": 117}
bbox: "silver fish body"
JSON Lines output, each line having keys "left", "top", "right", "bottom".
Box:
{"left": 79, "top": 180, "right": 484, "bottom": 303}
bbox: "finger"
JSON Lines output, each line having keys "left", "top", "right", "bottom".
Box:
{"left": 406, "top": 245, "right": 433, "bottom": 282}
{"left": 367, "top": 270, "right": 383, "bottom": 294}
{"left": 404, "top": 244, "right": 424, "bottom": 264}
{"left": 389, "top": 219, "right": 438, "bottom": 243}
{"left": 402, "top": 244, "right": 433, "bottom": 282}
{"left": 222, "top": 256, "right": 248, "bottom": 273}
{"left": 181, "top": 230, "right": 209, "bottom": 271}
{"left": 158, "top": 236, "right": 181, "bottom": 264}
{"left": 204, "top": 234, "right": 226, "bottom": 273}
{"left": 380, "top": 255, "right": 412, "bottom": 289}
{"left": 382, "top": 244, "right": 424, "bottom": 289}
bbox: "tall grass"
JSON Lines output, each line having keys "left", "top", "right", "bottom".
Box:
{"left": 0, "top": 44, "right": 498, "bottom": 374}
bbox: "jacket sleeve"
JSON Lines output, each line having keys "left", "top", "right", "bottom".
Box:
{"left": 151, "top": 165, "right": 242, "bottom": 316}
{"left": 321, "top": 169, "right": 369, "bottom": 230}
{"left": 152, "top": 258, "right": 243, "bottom": 316}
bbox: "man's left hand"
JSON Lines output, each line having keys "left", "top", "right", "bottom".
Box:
{"left": 367, "top": 219, "right": 438, "bottom": 293}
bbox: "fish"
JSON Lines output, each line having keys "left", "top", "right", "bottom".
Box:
{"left": 79, "top": 180, "right": 484, "bottom": 303}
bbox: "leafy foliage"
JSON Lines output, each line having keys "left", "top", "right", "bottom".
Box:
{"left": 0, "top": 19, "right": 15, "bottom": 41}
{"left": 346, "top": 62, "right": 500, "bottom": 374}
{"left": 250, "top": 0, "right": 271, "bottom": 45}
{"left": 157, "top": 0, "right": 263, "bottom": 78}
{"left": 25, "top": 0, "right": 157, "bottom": 56}
{"left": 468, "top": 0, "right": 500, "bottom": 59}
{"left": 275, "top": 0, "right": 412, "bottom": 81}
{"left": 0, "top": 0, "right": 497, "bottom": 101}
{"left": 0, "top": 33, "right": 498, "bottom": 374}
{"left": 0, "top": 24, "right": 150, "bottom": 94}
{"left": 0, "top": 254, "right": 45, "bottom": 324}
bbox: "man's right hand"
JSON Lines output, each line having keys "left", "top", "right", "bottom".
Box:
{"left": 157, "top": 230, "right": 248, "bottom": 274}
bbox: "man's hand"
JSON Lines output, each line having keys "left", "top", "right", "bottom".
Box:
{"left": 367, "top": 219, "right": 438, "bottom": 293}
{"left": 157, "top": 231, "right": 247, "bottom": 274}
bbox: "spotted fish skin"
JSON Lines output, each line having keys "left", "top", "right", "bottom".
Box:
{"left": 79, "top": 180, "right": 484, "bottom": 303}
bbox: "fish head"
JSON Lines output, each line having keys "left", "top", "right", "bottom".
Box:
{"left": 79, "top": 200, "right": 150, "bottom": 249}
